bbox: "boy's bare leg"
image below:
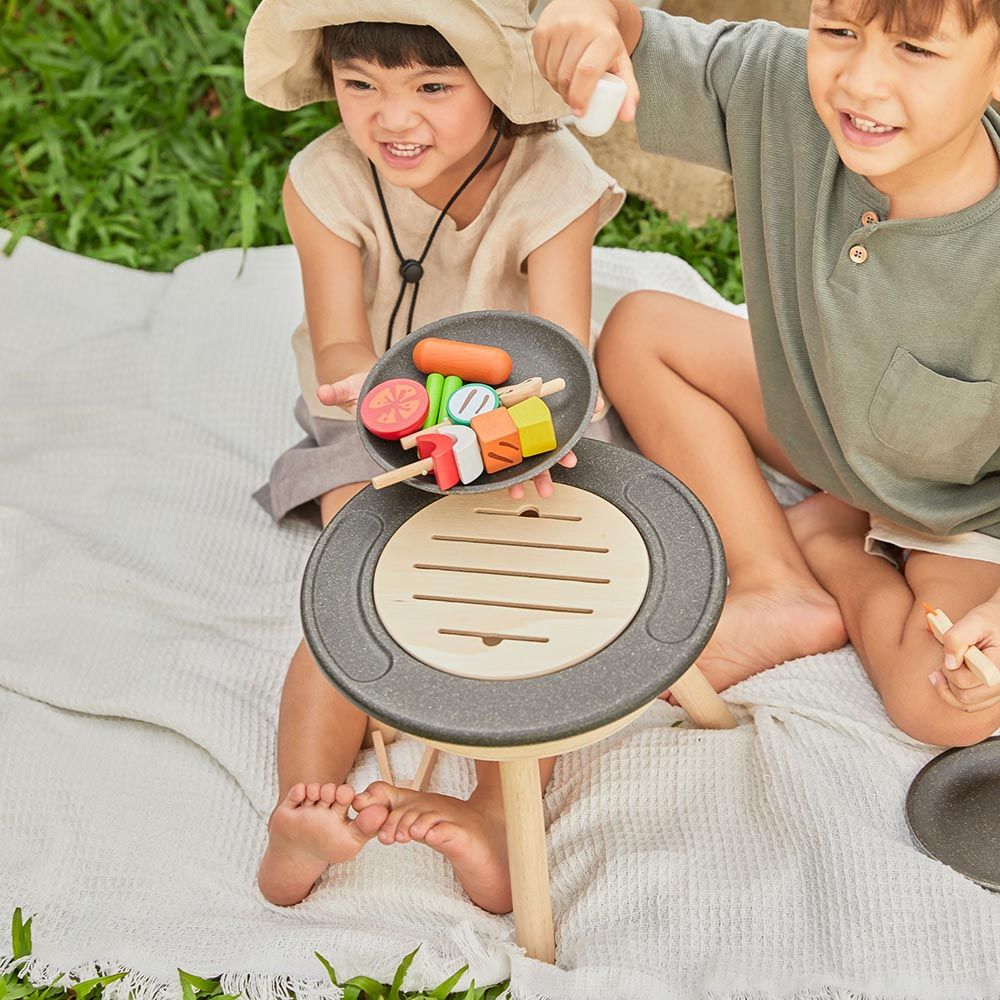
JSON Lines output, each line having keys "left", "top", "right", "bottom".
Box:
{"left": 788, "top": 493, "right": 1000, "bottom": 747}
{"left": 258, "top": 482, "right": 390, "bottom": 906}
{"left": 597, "top": 291, "right": 846, "bottom": 691}
{"left": 353, "top": 758, "right": 556, "bottom": 914}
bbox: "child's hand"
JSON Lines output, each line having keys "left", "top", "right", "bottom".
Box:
{"left": 929, "top": 597, "right": 1000, "bottom": 713}
{"left": 507, "top": 394, "right": 604, "bottom": 500}
{"left": 533, "top": 0, "right": 640, "bottom": 120}
{"left": 316, "top": 371, "right": 370, "bottom": 415}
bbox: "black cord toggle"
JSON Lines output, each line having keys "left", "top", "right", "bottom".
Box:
{"left": 399, "top": 259, "right": 424, "bottom": 284}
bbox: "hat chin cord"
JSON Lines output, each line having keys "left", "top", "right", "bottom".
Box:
{"left": 369, "top": 126, "right": 504, "bottom": 344}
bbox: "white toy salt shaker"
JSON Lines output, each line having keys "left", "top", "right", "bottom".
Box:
{"left": 564, "top": 73, "right": 628, "bottom": 137}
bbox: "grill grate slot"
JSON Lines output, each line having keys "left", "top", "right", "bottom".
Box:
{"left": 413, "top": 563, "right": 610, "bottom": 585}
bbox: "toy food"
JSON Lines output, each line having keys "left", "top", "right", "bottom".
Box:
{"left": 412, "top": 338, "right": 512, "bottom": 384}
{"left": 446, "top": 383, "right": 501, "bottom": 425}
{"left": 438, "top": 375, "right": 463, "bottom": 424}
{"left": 508, "top": 396, "right": 556, "bottom": 457}
{"left": 497, "top": 377, "right": 565, "bottom": 407}
{"left": 440, "top": 425, "right": 484, "bottom": 484}
{"left": 422, "top": 373, "right": 444, "bottom": 430}
{"left": 360, "top": 378, "right": 430, "bottom": 440}
{"left": 371, "top": 432, "right": 458, "bottom": 490}
{"left": 470, "top": 407, "right": 523, "bottom": 473}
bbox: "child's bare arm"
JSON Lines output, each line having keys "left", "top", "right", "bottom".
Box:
{"left": 508, "top": 203, "right": 602, "bottom": 500}
{"left": 525, "top": 201, "right": 600, "bottom": 350}
{"left": 283, "top": 176, "right": 376, "bottom": 407}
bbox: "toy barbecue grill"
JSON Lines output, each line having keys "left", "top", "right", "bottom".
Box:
{"left": 301, "top": 314, "right": 735, "bottom": 962}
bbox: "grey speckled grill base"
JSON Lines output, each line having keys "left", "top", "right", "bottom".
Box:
{"left": 906, "top": 737, "right": 1000, "bottom": 891}
{"left": 301, "top": 438, "right": 726, "bottom": 748}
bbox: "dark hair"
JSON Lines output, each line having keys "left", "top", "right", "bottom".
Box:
{"left": 315, "top": 22, "right": 557, "bottom": 138}
{"left": 845, "top": 0, "right": 1000, "bottom": 38}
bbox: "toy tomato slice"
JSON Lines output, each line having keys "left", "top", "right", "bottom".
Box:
{"left": 360, "top": 378, "right": 430, "bottom": 440}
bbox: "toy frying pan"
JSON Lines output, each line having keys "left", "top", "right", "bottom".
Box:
{"left": 356, "top": 310, "right": 598, "bottom": 495}
{"left": 906, "top": 737, "right": 1000, "bottom": 891}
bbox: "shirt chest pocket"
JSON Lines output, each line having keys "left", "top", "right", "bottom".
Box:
{"left": 868, "top": 348, "right": 999, "bottom": 485}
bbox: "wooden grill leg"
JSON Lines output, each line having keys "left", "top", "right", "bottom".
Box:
{"left": 410, "top": 745, "right": 439, "bottom": 791}
{"left": 669, "top": 662, "right": 738, "bottom": 729}
{"left": 499, "top": 757, "right": 555, "bottom": 963}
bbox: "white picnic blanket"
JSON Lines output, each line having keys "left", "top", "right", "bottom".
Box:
{"left": 2, "top": 230, "right": 999, "bottom": 1000}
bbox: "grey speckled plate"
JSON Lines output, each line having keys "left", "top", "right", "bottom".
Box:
{"left": 301, "top": 438, "right": 726, "bottom": 748}
{"left": 906, "top": 737, "right": 1000, "bottom": 891}
{"left": 356, "top": 310, "right": 597, "bottom": 495}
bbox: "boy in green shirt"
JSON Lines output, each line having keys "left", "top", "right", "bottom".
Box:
{"left": 535, "top": 0, "right": 1000, "bottom": 746}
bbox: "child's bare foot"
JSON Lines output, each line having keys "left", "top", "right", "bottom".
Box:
{"left": 785, "top": 491, "right": 873, "bottom": 557}
{"left": 353, "top": 782, "right": 512, "bottom": 914}
{"left": 689, "top": 581, "right": 847, "bottom": 693}
{"left": 257, "top": 782, "right": 388, "bottom": 906}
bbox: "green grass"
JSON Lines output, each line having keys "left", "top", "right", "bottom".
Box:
{"left": 1, "top": 0, "right": 743, "bottom": 301}
{"left": 4, "top": 910, "right": 509, "bottom": 1000}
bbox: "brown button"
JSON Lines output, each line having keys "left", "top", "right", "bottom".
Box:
{"left": 849, "top": 245, "right": 869, "bottom": 264}
{"left": 861, "top": 210, "right": 880, "bottom": 226}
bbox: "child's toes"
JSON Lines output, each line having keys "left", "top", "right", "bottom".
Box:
{"left": 354, "top": 781, "right": 394, "bottom": 811}
{"left": 354, "top": 803, "right": 389, "bottom": 837}
{"left": 378, "top": 808, "right": 406, "bottom": 844}
{"left": 285, "top": 783, "right": 307, "bottom": 807}
{"left": 408, "top": 812, "right": 443, "bottom": 841}
{"left": 393, "top": 809, "right": 424, "bottom": 843}
{"left": 305, "top": 782, "right": 322, "bottom": 802}
{"left": 319, "top": 783, "right": 339, "bottom": 806}
{"left": 425, "top": 820, "right": 465, "bottom": 852}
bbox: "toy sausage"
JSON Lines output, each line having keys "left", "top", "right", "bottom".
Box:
{"left": 412, "top": 338, "right": 512, "bottom": 385}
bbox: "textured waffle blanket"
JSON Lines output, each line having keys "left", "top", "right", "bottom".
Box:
{"left": 2, "top": 230, "right": 999, "bottom": 1000}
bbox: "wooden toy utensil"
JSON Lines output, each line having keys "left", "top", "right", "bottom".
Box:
{"left": 924, "top": 603, "right": 1000, "bottom": 686}
{"left": 360, "top": 378, "right": 430, "bottom": 440}
{"left": 371, "top": 432, "right": 460, "bottom": 490}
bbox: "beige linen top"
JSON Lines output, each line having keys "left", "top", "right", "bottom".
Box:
{"left": 288, "top": 125, "right": 624, "bottom": 421}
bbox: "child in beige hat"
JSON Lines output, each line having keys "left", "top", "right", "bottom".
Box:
{"left": 244, "top": 0, "right": 623, "bottom": 909}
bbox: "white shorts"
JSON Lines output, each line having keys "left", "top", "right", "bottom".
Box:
{"left": 865, "top": 515, "right": 1000, "bottom": 567}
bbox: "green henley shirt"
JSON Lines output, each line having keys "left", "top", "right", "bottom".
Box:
{"left": 632, "top": 9, "right": 1000, "bottom": 540}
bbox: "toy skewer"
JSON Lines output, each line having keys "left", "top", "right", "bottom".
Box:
{"left": 372, "top": 433, "right": 460, "bottom": 490}
{"left": 923, "top": 603, "right": 1000, "bottom": 686}
{"left": 371, "top": 728, "right": 394, "bottom": 785}
{"left": 410, "top": 746, "right": 439, "bottom": 791}
{"left": 398, "top": 377, "right": 566, "bottom": 449}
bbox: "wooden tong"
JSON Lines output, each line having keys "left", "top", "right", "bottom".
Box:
{"left": 923, "top": 604, "right": 1000, "bottom": 686}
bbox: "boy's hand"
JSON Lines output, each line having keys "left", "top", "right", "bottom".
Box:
{"left": 533, "top": 0, "right": 640, "bottom": 120}
{"left": 507, "top": 394, "right": 604, "bottom": 500}
{"left": 316, "top": 370, "right": 370, "bottom": 415}
{"left": 929, "top": 597, "right": 1000, "bottom": 713}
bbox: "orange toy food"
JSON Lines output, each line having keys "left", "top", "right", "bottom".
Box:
{"left": 359, "top": 378, "right": 430, "bottom": 441}
{"left": 470, "top": 407, "right": 523, "bottom": 473}
{"left": 412, "top": 338, "right": 512, "bottom": 385}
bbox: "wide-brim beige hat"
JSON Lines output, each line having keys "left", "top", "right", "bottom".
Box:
{"left": 243, "top": 0, "right": 569, "bottom": 124}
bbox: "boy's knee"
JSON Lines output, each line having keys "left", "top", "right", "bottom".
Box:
{"left": 884, "top": 695, "right": 998, "bottom": 748}
{"left": 597, "top": 291, "right": 674, "bottom": 376}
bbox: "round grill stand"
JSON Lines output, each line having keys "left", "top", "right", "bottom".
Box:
{"left": 302, "top": 439, "right": 735, "bottom": 962}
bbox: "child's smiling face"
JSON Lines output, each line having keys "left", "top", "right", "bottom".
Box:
{"left": 332, "top": 58, "right": 496, "bottom": 189}
{"left": 807, "top": 0, "right": 1000, "bottom": 189}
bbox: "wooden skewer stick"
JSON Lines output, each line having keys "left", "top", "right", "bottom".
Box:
{"left": 398, "top": 378, "right": 566, "bottom": 449}
{"left": 923, "top": 604, "right": 1000, "bottom": 687}
{"left": 371, "top": 728, "right": 394, "bottom": 785}
{"left": 410, "top": 746, "right": 439, "bottom": 791}
{"left": 372, "top": 457, "right": 434, "bottom": 489}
